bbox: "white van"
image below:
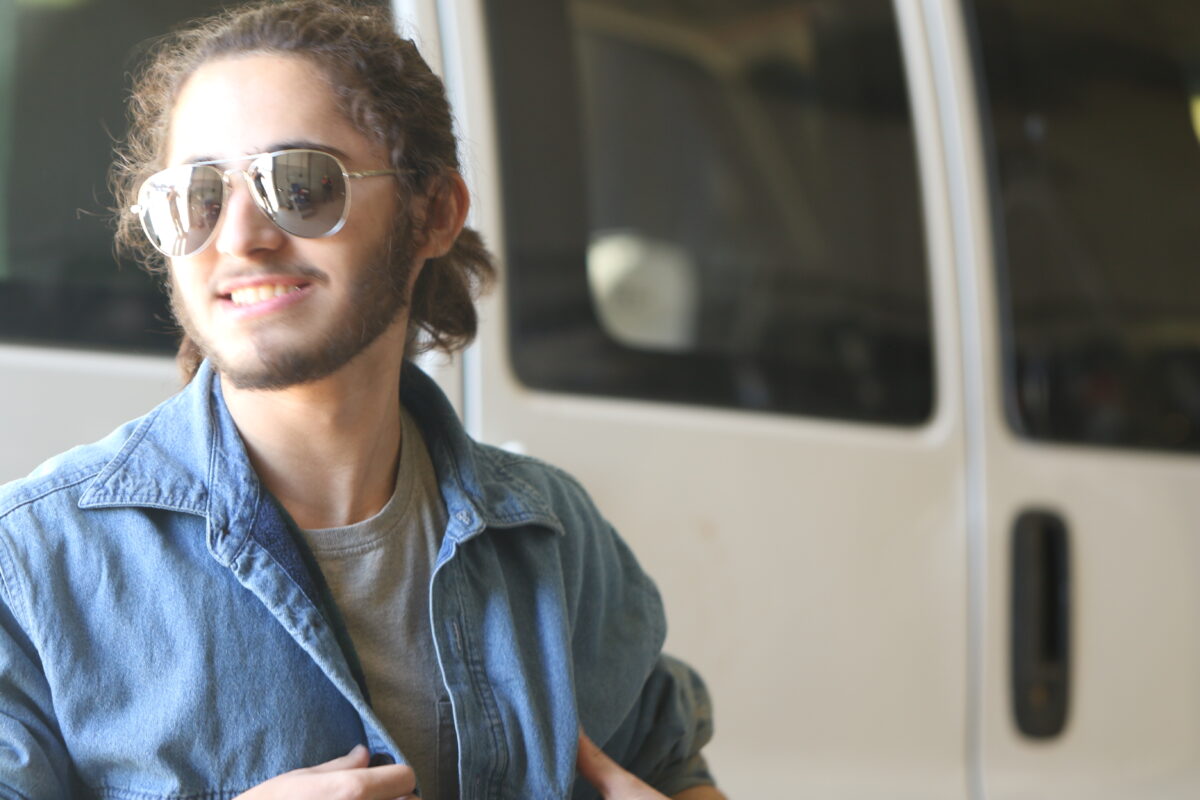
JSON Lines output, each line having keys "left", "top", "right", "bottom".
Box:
{"left": 3, "top": 0, "right": 1199, "bottom": 797}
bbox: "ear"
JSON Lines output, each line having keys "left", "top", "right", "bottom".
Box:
{"left": 415, "top": 172, "right": 470, "bottom": 261}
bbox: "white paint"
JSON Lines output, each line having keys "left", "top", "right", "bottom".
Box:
{"left": 0, "top": 345, "right": 177, "bottom": 483}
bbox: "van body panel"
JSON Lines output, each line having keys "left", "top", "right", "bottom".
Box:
{"left": 0, "top": 345, "right": 176, "bottom": 483}
{"left": 930, "top": 0, "right": 1200, "bottom": 796}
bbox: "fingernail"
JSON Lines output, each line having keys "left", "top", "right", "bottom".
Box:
{"left": 348, "top": 743, "right": 368, "bottom": 756}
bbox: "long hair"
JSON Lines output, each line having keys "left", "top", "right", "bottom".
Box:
{"left": 111, "top": 0, "right": 496, "bottom": 380}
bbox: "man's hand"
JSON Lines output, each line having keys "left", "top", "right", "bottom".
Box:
{"left": 576, "top": 732, "right": 728, "bottom": 800}
{"left": 233, "top": 744, "right": 417, "bottom": 800}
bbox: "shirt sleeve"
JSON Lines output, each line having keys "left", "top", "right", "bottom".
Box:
{"left": 548, "top": 467, "right": 717, "bottom": 797}
{"left": 595, "top": 653, "right": 717, "bottom": 796}
{"left": 0, "top": 542, "right": 74, "bottom": 799}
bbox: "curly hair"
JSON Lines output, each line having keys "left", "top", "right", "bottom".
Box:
{"left": 111, "top": 0, "right": 495, "bottom": 380}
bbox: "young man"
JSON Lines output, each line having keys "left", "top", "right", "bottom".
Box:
{"left": 0, "top": 2, "right": 723, "bottom": 798}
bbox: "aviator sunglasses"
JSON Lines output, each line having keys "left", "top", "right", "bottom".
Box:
{"left": 132, "top": 148, "right": 398, "bottom": 257}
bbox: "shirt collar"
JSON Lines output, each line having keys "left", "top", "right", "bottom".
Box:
{"left": 77, "top": 359, "right": 565, "bottom": 543}
{"left": 400, "top": 361, "right": 565, "bottom": 542}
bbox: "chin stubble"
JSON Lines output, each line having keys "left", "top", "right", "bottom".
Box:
{"left": 172, "top": 218, "right": 417, "bottom": 391}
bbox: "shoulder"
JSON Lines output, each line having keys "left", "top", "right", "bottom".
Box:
{"left": 468, "top": 439, "right": 664, "bottom": 615}
{"left": 463, "top": 441, "right": 636, "bottom": 571}
{"left": 0, "top": 414, "right": 151, "bottom": 621}
{"left": 0, "top": 371, "right": 216, "bottom": 530}
{"left": 473, "top": 442, "right": 600, "bottom": 529}
{"left": 0, "top": 414, "right": 147, "bottom": 523}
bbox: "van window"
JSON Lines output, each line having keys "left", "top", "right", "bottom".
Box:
{"left": 971, "top": 0, "right": 1200, "bottom": 452}
{"left": 0, "top": 0, "right": 388, "bottom": 354}
{"left": 1, "top": 0, "right": 182, "bottom": 352}
{"left": 486, "top": 0, "right": 933, "bottom": 424}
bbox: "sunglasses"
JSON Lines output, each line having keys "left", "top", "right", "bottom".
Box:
{"left": 131, "top": 148, "right": 397, "bottom": 257}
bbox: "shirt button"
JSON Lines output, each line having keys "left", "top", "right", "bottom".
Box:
{"left": 368, "top": 752, "right": 396, "bottom": 767}
{"left": 455, "top": 510, "right": 473, "bottom": 525}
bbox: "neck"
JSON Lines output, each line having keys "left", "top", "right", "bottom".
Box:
{"left": 221, "top": 328, "right": 407, "bottom": 530}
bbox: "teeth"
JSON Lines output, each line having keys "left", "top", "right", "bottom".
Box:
{"left": 229, "top": 284, "right": 301, "bottom": 306}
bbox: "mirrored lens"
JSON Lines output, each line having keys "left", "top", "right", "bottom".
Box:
{"left": 137, "top": 164, "right": 225, "bottom": 257}
{"left": 248, "top": 150, "right": 348, "bottom": 238}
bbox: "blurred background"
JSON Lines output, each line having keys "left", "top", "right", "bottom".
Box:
{"left": 2, "top": 0, "right": 1200, "bottom": 797}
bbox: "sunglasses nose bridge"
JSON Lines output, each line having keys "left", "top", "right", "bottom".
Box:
{"left": 210, "top": 167, "right": 287, "bottom": 256}
{"left": 219, "top": 168, "right": 252, "bottom": 193}
{"left": 217, "top": 167, "right": 276, "bottom": 220}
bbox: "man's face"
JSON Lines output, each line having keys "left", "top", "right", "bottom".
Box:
{"left": 165, "top": 54, "right": 413, "bottom": 390}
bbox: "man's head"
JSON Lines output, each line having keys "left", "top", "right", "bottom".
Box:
{"left": 112, "top": 0, "right": 495, "bottom": 386}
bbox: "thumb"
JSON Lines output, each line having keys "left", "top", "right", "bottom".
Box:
{"left": 304, "top": 743, "right": 370, "bottom": 773}
{"left": 577, "top": 731, "right": 645, "bottom": 797}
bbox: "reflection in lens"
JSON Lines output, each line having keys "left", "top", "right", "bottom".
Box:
{"left": 258, "top": 151, "right": 347, "bottom": 238}
{"left": 138, "top": 165, "right": 222, "bottom": 257}
{"left": 137, "top": 151, "right": 351, "bottom": 258}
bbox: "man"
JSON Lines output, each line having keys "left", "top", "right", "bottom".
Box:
{"left": 0, "top": 2, "right": 723, "bottom": 798}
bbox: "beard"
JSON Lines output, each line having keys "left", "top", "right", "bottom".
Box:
{"left": 171, "top": 216, "right": 417, "bottom": 391}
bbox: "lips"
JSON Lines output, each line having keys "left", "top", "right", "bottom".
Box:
{"left": 214, "top": 275, "right": 314, "bottom": 319}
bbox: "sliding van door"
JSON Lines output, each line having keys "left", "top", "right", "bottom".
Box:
{"left": 964, "top": 1, "right": 1200, "bottom": 796}
{"left": 452, "top": 0, "right": 970, "bottom": 795}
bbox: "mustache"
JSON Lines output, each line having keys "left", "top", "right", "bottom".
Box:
{"left": 207, "top": 261, "right": 327, "bottom": 293}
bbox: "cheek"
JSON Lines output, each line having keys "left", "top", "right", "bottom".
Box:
{"left": 168, "top": 262, "right": 208, "bottom": 306}
{"left": 350, "top": 182, "right": 399, "bottom": 233}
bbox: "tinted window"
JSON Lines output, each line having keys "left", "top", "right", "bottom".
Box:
{"left": 487, "top": 0, "right": 933, "bottom": 423}
{"left": 970, "top": 0, "right": 1200, "bottom": 451}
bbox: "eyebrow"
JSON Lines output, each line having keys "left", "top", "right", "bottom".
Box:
{"left": 180, "top": 142, "right": 352, "bottom": 166}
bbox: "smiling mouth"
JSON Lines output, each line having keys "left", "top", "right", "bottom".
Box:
{"left": 222, "top": 283, "right": 309, "bottom": 306}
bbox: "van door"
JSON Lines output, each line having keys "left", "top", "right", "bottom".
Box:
{"left": 959, "top": 1, "right": 1200, "bottom": 796}
{"left": 446, "top": 0, "right": 970, "bottom": 795}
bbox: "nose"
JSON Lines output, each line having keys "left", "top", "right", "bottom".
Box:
{"left": 212, "top": 172, "right": 287, "bottom": 258}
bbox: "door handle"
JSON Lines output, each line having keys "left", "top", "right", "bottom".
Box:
{"left": 1011, "top": 510, "right": 1070, "bottom": 738}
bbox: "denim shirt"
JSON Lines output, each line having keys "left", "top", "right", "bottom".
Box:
{"left": 0, "top": 361, "right": 713, "bottom": 800}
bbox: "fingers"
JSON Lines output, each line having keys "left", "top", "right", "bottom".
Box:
{"left": 345, "top": 763, "right": 418, "bottom": 799}
{"left": 576, "top": 731, "right": 646, "bottom": 797}
{"left": 297, "top": 761, "right": 416, "bottom": 800}
{"left": 299, "top": 746, "right": 417, "bottom": 799}
{"left": 234, "top": 747, "right": 416, "bottom": 800}
{"left": 303, "top": 744, "right": 371, "bottom": 773}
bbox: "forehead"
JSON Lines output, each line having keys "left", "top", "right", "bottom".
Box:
{"left": 166, "top": 53, "right": 377, "bottom": 165}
